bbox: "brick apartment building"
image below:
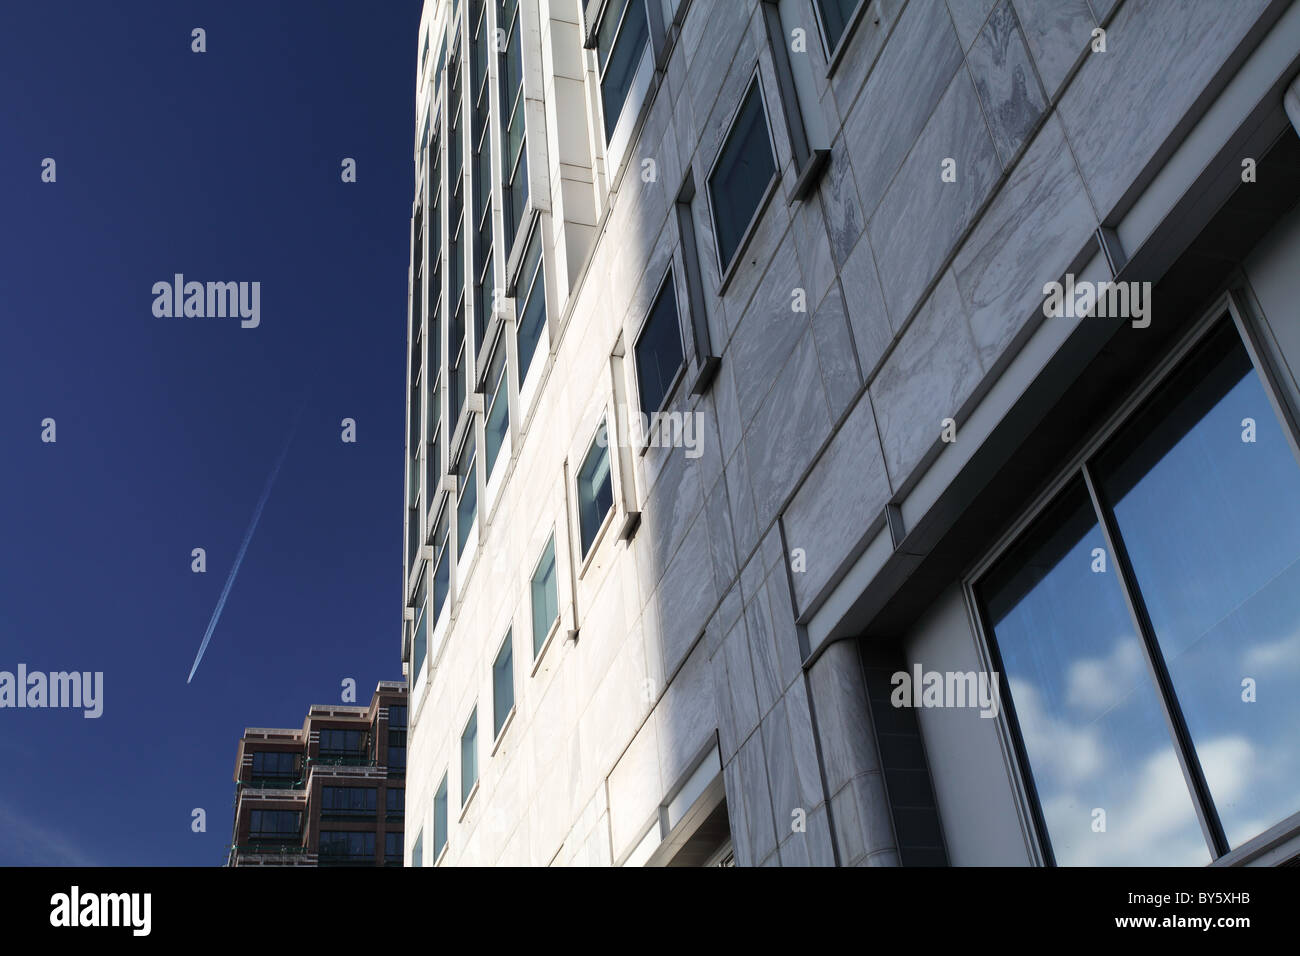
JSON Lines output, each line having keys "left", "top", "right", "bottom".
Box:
{"left": 227, "top": 681, "right": 408, "bottom": 867}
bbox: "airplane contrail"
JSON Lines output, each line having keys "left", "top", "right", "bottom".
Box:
{"left": 186, "top": 416, "right": 300, "bottom": 683}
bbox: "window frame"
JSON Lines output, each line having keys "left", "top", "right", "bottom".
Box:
{"left": 705, "top": 68, "right": 781, "bottom": 292}
{"left": 593, "top": 0, "right": 652, "bottom": 146}
{"left": 962, "top": 288, "right": 1300, "bottom": 867}
{"left": 460, "top": 704, "right": 480, "bottom": 810}
{"left": 574, "top": 414, "right": 617, "bottom": 564}
{"left": 529, "top": 531, "right": 561, "bottom": 665}
{"left": 491, "top": 628, "right": 516, "bottom": 747}
{"left": 810, "top": 0, "right": 871, "bottom": 75}
{"left": 631, "top": 265, "right": 688, "bottom": 421}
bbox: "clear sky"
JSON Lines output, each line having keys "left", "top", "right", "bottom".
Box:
{"left": 0, "top": 0, "right": 422, "bottom": 865}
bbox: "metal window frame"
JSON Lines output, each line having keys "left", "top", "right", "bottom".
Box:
{"left": 593, "top": 0, "right": 651, "bottom": 143}
{"left": 962, "top": 287, "right": 1300, "bottom": 866}
{"left": 631, "top": 264, "right": 688, "bottom": 420}
{"left": 705, "top": 66, "right": 781, "bottom": 290}
{"left": 573, "top": 411, "right": 616, "bottom": 562}
{"left": 529, "top": 530, "right": 559, "bottom": 660}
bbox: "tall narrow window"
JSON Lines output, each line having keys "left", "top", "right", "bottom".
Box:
{"left": 595, "top": 0, "right": 650, "bottom": 142}
{"left": 531, "top": 534, "right": 558, "bottom": 657}
{"left": 707, "top": 76, "right": 778, "bottom": 277}
{"left": 455, "top": 436, "right": 478, "bottom": 558}
{"left": 634, "top": 273, "right": 685, "bottom": 415}
{"left": 411, "top": 570, "right": 428, "bottom": 685}
{"left": 492, "top": 630, "right": 514, "bottom": 737}
{"left": 461, "top": 706, "right": 479, "bottom": 805}
{"left": 433, "top": 773, "right": 449, "bottom": 859}
{"left": 499, "top": 0, "right": 528, "bottom": 250}
{"left": 577, "top": 422, "right": 614, "bottom": 556}
{"left": 514, "top": 225, "right": 546, "bottom": 384}
{"left": 484, "top": 337, "right": 510, "bottom": 477}
{"left": 412, "top": 829, "right": 423, "bottom": 868}
{"left": 431, "top": 504, "right": 451, "bottom": 623}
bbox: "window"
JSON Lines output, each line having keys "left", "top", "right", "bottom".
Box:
{"left": 974, "top": 316, "right": 1300, "bottom": 865}
{"left": 385, "top": 831, "right": 404, "bottom": 864}
{"left": 634, "top": 274, "right": 685, "bottom": 415}
{"left": 389, "top": 705, "right": 408, "bottom": 729}
{"left": 433, "top": 774, "right": 449, "bottom": 859}
{"left": 577, "top": 422, "right": 614, "bottom": 556}
{"left": 813, "top": 0, "right": 863, "bottom": 58}
{"left": 707, "top": 77, "right": 778, "bottom": 277}
{"left": 455, "top": 436, "right": 478, "bottom": 558}
{"left": 321, "top": 787, "right": 378, "bottom": 819}
{"left": 492, "top": 630, "right": 514, "bottom": 737}
{"left": 318, "top": 728, "right": 367, "bottom": 756}
{"left": 500, "top": 0, "right": 527, "bottom": 249}
{"left": 412, "top": 829, "right": 423, "bottom": 868}
{"left": 530, "top": 534, "right": 559, "bottom": 657}
{"left": 595, "top": 0, "right": 650, "bottom": 142}
{"left": 431, "top": 504, "right": 451, "bottom": 622}
{"left": 461, "top": 707, "right": 479, "bottom": 805}
{"left": 386, "top": 788, "right": 405, "bottom": 819}
{"left": 250, "top": 751, "right": 299, "bottom": 781}
{"left": 514, "top": 225, "right": 546, "bottom": 384}
{"left": 484, "top": 338, "right": 510, "bottom": 477}
{"left": 411, "top": 571, "right": 428, "bottom": 684}
{"left": 248, "top": 810, "right": 301, "bottom": 841}
{"left": 318, "top": 831, "right": 375, "bottom": 865}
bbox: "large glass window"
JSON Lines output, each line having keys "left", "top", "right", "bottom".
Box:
{"left": 433, "top": 773, "right": 449, "bottom": 860}
{"left": 250, "top": 750, "right": 299, "bottom": 781}
{"left": 321, "top": 787, "right": 378, "bottom": 819}
{"left": 577, "top": 422, "right": 614, "bottom": 556}
{"left": 493, "top": 630, "right": 514, "bottom": 738}
{"left": 531, "top": 534, "right": 559, "bottom": 657}
{"left": 515, "top": 226, "right": 546, "bottom": 385}
{"left": 461, "top": 706, "right": 479, "bottom": 805}
{"left": 385, "top": 831, "right": 404, "bottom": 864}
{"left": 484, "top": 337, "right": 510, "bottom": 477}
{"left": 386, "top": 787, "right": 405, "bottom": 819}
{"left": 707, "top": 77, "right": 778, "bottom": 276}
{"left": 976, "top": 317, "right": 1300, "bottom": 864}
{"left": 596, "top": 0, "right": 650, "bottom": 142}
{"left": 318, "top": 831, "right": 375, "bottom": 864}
{"left": 318, "top": 728, "right": 367, "bottom": 759}
{"left": 248, "top": 810, "right": 301, "bottom": 840}
{"left": 634, "top": 274, "right": 685, "bottom": 415}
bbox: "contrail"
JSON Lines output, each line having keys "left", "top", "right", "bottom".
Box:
{"left": 187, "top": 414, "right": 301, "bottom": 683}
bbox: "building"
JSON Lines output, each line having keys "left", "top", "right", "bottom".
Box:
{"left": 227, "top": 682, "right": 407, "bottom": 866}
{"left": 401, "top": 0, "right": 1300, "bottom": 867}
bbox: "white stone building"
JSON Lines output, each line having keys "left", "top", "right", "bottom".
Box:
{"left": 401, "top": 0, "right": 1300, "bottom": 866}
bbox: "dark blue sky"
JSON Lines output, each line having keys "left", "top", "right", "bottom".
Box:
{"left": 0, "top": 1, "right": 422, "bottom": 865}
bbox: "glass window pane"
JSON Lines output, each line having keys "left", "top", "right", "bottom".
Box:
{"left": 485, "top": 343, "right": 510, "bottom": 476}
{"left": 531, "top": 536, "right": 558, "bottom": 656}
{"left": 577, "top": 423, "right": 614, "bottom": 555}
{"left": 456, "top": 442, "right": 477, "bottom": 557}
{"left": 413, "top": 830, "right": 423, "bottom": 868}
{"left": 461, "top": 708, "right": 478, "bottom": 804}
{"left": 977, "top": 480, "right": 1209, "bottom": 866}
{"left": 493, "top": 632, "right": 514, "bottom": 736}
{"left": 635, "top": 278, "right": 685, "bottom": 414}
{"left": 598, "top": 0, "right": 649, "bottom": 141}
{"left": 515, "top": 231, "right": 546, "bottom": 380}
{"left": 815, "top": 0, "right": 860, "bottom": 53}
{"left": 1095, "top": 320, "right": 1300, "bottom": 849}
{"left": 434, "top": 775, "right": 448, "bottom": 858}
{"left": 708, "top": 80, "right": 778, "bottom": 272}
